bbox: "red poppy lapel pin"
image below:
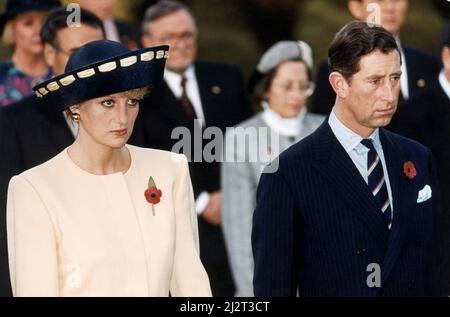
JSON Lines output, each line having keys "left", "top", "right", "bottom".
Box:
{"left": 144, "top": 176, "right": 162, "bottom": 216}
{"left": 403, "top": 161, "right": 416, "bottom": 180}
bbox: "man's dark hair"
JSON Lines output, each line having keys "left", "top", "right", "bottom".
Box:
{"left": 141, "top": 0, "right": 194, "bottom": 34}
{"left": 328, "top": 21, "right": 401, "bottom": 81}
{"left": 40, "top": 7, "right": 105, "bottom": 49}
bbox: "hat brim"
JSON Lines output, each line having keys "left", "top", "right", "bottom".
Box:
{"left": 33, "top": 45, "right": 169, "bottom": 111}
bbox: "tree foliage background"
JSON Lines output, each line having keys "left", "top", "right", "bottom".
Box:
{"left": 0, "top": 0, "right": 447, "bottom": 79}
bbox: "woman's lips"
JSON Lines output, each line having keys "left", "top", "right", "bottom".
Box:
{"left": 111, "top": 129, "right": 128, "bottom": 136}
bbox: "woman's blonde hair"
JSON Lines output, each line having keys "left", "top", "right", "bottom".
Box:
{"left": 1, "top": 21, "right": 14, "bottom": 47}
{"left": 65, "top": 87, "right": 150, "bottom": 122}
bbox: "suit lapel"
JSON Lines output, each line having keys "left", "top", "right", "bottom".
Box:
{"left": 312, "top": 121, "right": 389, "bottom": 244}
{"left": 379, "top": 129, "right": 408, "bottom": 285}
{"left": 157, "top": 81, "right": 193, "bottom": 126}
{"left": 195, "top": 63, "right": 212, "bottom": 127}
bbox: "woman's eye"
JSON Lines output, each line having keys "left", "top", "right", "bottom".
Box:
{"left": 127, "top": 99, "right": 140, "bottom": 106}
{"left": 101, "top": 99, "right": 114, "bottom": 107}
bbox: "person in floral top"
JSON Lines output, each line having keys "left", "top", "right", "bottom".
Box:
{"left": 0, "top": 0, "right": 60, "bottom": 106}
{"left": 0, "top": 61, "right": 51, "bottom": 106}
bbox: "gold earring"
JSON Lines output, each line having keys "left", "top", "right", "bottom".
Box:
{"left": 71, "top": 113, "right": 80, "bottom": 123}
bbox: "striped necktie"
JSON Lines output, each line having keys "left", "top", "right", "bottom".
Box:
{"left": 360, "top": 139, "right": 392, "bottom": 227}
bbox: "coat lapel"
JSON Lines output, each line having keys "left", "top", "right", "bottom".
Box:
{"left": 157, "top": 81, "right": 193, "bottom": 126}
{"left": 311, "top": 121, "right": 389, "bottom": 244}
{"left": 195, "top": 63, "right": 212, "bottom": 127}
{"left": 379, "top": 129, "right": 408, "bottom": 285}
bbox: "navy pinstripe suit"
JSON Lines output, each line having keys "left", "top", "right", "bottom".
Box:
{"left": 252, "top": 120, "right": 448, "bottom": 296}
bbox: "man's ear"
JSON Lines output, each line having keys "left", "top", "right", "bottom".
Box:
{"left": 43, "top": 42, "right": 56, "bottom": 68}
{"left": 442, "top": 46, "right": 450, "bottom": 72}
{"left": 141, "top": 32, "right": 153, "bottom": 48}
{"left": 348, "top": 0, "right": 366, "bottom": 20}
{"left": 329, "top": 71, "right": 350, "bottom": 99}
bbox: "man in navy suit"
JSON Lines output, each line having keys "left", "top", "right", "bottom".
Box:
{"left": 130, "top": 0, "right": 252, "bottom": 296}
{"left": 311, "top": 0, "right": 442, "bottom": 117}
{"left": 78, "top": 0, "right": 142, "bottom": 49}
{"left": 252, "top": 21, "right": 448, "bottom": 297}
{"left": 392, "top": 21, "right": 450, "bottom": 289}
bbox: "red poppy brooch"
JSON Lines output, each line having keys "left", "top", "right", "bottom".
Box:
{"left": 144, "top": 176, "right": 162, "bottom": 215}
{"left": 403, "top": 161, "right": 416, "bottom": 180}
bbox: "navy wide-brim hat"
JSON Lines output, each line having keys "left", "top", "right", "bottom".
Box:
{"left": 33, "top": 40, "right": 169, "bottom": 111}
{"left": 0, "top": 0, "right": 61, "bottom": 35}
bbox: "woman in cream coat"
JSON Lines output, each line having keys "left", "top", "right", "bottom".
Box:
{"left": 221, "top": 41, "right": 325, "bottom": 297}
{"left": 6, "top": 40, "right": 211, "bottom": 297}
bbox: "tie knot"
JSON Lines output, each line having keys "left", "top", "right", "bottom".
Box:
{"left": 361, "top": 138, "right": 375, "bottom": 151}
{"left": 180, "top": 75, "right": 187, "bottom": 88}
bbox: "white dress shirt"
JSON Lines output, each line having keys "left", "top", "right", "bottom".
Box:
{"left": 164, "top": 66, "right": 205, "bottom": 126}
{"left": 103, "top": 17, "right": 120, "bottom": 43}
{"left": 328, "top": 109, "right": 394, "bottom": 214}
{"left": 439, "top": 70, "right": 450, "bottom": 101}
{"left": 396, "top": 38, "right": 409, "bottom": 100}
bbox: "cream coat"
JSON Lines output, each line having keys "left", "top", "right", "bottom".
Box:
{"left": 7, "top": 145, "right": 211, "bottom": 297}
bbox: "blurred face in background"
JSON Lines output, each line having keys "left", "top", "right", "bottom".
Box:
{"left": 78, "top": 0, "right": 116, "bottom": 21}
{"left": 348, "top": 0, "right": 409, "bottom": 37}
{"left": 11, "top": 11, "right": 47, "bottom": 56}
{"left": 142, "top": 9, "right": 198, "bottom": 74}
{"left": 265, "top": 61, "right": 313, "bottom": 119}
{"left": 443, "top": 45, "right": 450, "bottom": 82}
{"left": 44, "top": 24, "right": 105, "bottom": 76}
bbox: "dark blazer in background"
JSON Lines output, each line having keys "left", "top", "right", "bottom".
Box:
{"left": 391, "top": 79, "right": 450, "bottom": 288}
{"left": 252, "top": 120, "right": 448, "bottom": 296}
{"left": 115, "top": 19, "right": 141, "bottom": 49}
{"left": 310, "top": 45, "right": 442, "bottom": 116}
{"left": 0, "top": 96, "right": 74, "bottom": 297}
{"left": 130, "top": 60, "right": 253, "bottom": 296}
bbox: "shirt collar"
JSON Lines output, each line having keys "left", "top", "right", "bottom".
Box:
{"left": 439, "top": 70, "right": 450, "bottom": 101}
{"left": 328, "top": 107, "right": 380, "bottom": 154}
{"left": 395, "top": 37, "right": 403, "bottom": 51}
{"left": 164, "top": 65, "right": 195, "bottom": 83}
{"left": 261, "top": 101, "right": 307, "bottom": 137}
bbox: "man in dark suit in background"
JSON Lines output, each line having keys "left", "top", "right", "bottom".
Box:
{"left": 311, "top": 0, "right": 442, "bottom": 116}
{"left": 78, "top": 0, "right": 141, "bottom": 49}
{"left": 0, "top": 8, "right": 105, "bottom": 297}
{"left": 252, "top": 21, "right": 447, "bottom": 297}
{"left": 393, "top": 21, "right": 450, "bottom": 288}
{"left": 130, "top": 0, "right": 252, "bottom": 296}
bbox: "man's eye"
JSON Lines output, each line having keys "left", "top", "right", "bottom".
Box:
{"left": 101, "top": 100, "right": 114, "bottom": 107}
{"left": 127, "top": 99, "right": 140, "bottom": 106}
{"left": 369, "top": 79, "right": 380, "bottom": 85}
